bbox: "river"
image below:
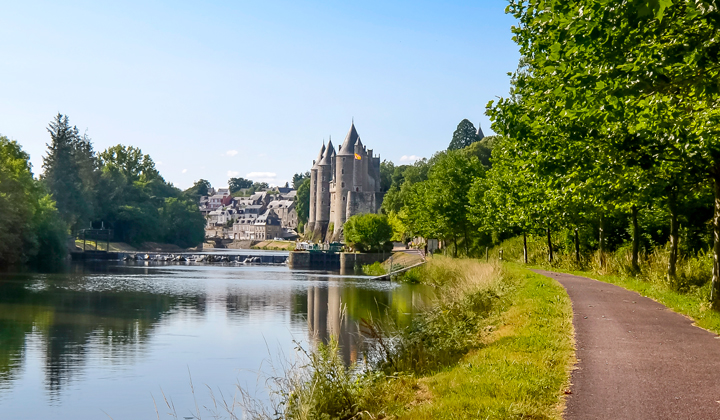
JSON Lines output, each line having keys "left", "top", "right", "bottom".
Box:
{"left": 0, "top": 254, "right": 430, "bottom": 419}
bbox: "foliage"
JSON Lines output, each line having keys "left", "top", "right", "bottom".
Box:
{"left": 447, "top": 119, "right": 481, "bottom": 151}
{"left": 0, "top": 136, "right": 68, "bottom": 267}
{"left": 42, "top": 113, "right": 98, "bottom": 231}
{"left": 343, "top": 213, "right": 393, "bottom": 253}
{"left": 184, "top": 179, "right": 211, "bottom": 201}
{"left": 361, "top": 261, "right": 386, "bottom": 276}
{"left": 379, "top": 160, "right": 394, "bottom": 192}
{"left": 402, "top": 149, "right": 485, "bottom": 256}
{"left": 229, "top": 177, "right": 253, "bottom": 193}
{"left": 238, "top": 258, "right": 574, "bottom": 420}
{"left": 296, "top": 178, "right": 311, "bottom": 229}
{"left": 158, "top": 197, "right": 206, "bottom": 248}
{"left": 292, "top": 172, "right": 310, "bottom": 190}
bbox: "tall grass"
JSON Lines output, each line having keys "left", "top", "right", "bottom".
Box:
{"left": 494, "top": 234, "right": 713, "bottom": 297}
{"left": 155, "top": 257, "right": 573, "bottom": 419}
{"left": 233, "top": 256, "right": 512, "bottom": 419}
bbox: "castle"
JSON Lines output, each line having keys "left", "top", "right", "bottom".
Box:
{"left": 306, "top": 122, "right": 383, "bottom": 242}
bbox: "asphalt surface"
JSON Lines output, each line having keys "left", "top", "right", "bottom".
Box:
{"left": 533, "top": 270, "right": 720, "bottom": 420}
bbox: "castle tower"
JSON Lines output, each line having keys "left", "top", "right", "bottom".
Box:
{"left": 313, "top": 140, "right": 334, "bottom": 241}
{"left": 353, "top": 137, "right": 365, "bottom": 192}
{"left": 333, "top": 122, "right": 359, "bottom": 238}
{"left": 307, "top": 143, "right": 325, "bottom": 234}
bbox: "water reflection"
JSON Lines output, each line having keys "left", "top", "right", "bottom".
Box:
{"left": 0, "top": 269, "right": 192, "bottom": 396}
{"left": 0, "top": 261, "right": 430, "bottom": 419}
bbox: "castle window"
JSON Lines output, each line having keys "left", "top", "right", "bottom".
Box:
{"left": 356, "top": 187, "right": 359, "bottom": 192}
{"left": 343, "top": 196, "right": 346, "bottom": 201}
{"left": 343, "top": 157, "right": 346, "bottom": 162}
{"left": 341, "top": 182, "right": 345, "bottom": 187}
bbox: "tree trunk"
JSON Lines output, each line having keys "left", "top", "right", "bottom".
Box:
{"left": 452, "top": 236, "right": 458, "bottom": 258}
{"left": 463, "top": 226, "right": 469, "bottom": 257}
{"left": 523, "top": 232, "right": 528, "bottom": 264}
{"left": 547, "top": 226, "right": 553, "bottom": 263}
{"left": 599, "top": 214, "right": 605, "bottom": 268}
{"left": 632, "top": 205, "right": 640, "bottom": 272}
{"left": 668, "top": 198, "right": 679, "bottom": 279}
{"left": 712, "top": 169, "right": 720, "bottom": 306}
{"left": 574, "top": 228, "right": 580, "bottom": 263}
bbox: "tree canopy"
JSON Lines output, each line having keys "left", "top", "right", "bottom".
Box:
{"left": 448, "top": 119, "right": 482, "bottom": 151}
{"left": 344, "top": 213, "right": 393, "bottom": 253}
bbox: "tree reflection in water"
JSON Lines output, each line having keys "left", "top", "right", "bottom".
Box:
{"left": 0, "top": 261, "right": 431, "bottom": 418}
{"left": 0, "top": 263, "right": 196, "bottom": 397}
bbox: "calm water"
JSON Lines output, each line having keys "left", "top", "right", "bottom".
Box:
{"left": 0, "top": 258, "right": 429, "bottom": 419}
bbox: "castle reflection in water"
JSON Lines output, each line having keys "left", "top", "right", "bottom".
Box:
{"left": 0, "top": 262, "right": 430, "bottom": 399}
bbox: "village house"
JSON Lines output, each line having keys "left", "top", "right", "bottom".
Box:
{"left": 253, "top": 209, "right": 282, "bottom": 241}
{"left": 266, "top": 200, "right": 298, "bottom": 229}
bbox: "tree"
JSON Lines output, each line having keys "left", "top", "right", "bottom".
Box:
{"left": 185, "top": 179, "right": 212, "bottom": 201}
{"left": 292, "top": 172, "right": 310, "bottom": 190}
{"left": 0, "top": 136, "right": 67, "bottom": 267}
{"left": 99, "top": 144, "right": 160, "bottom": 183}
{"left": 379, "top": 160, "right": 395, "bottom": 192}
{"left": 344, "top": 213, "right": 393, "bottom": 253}
{"left": 159, "top": 197, "right": 206, "bottom": 248}
{"left": 229, "top": 177, "right": 253, "bottom": 193}
{"left": 403, "top": 150, "right": 484, "bottom": 256}
{"left": 42, "top": 113, "right": 98, "bottom": 231}
{"left": 296, "top": 177, "right": 311, "bottom": 231}
{"left": 448, "top": 119, "right": 480, "bottom": 151}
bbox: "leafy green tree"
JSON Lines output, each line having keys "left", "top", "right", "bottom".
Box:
{"left": 99, "top": 144, "right": 160, "bottom": 183}
{"left": 292, "top": 172, "right": 310, "bottom": 190}
{"left": 229, "top": 177, "right": 253, "bottom": 193}
{"left": 184, "top": 179, "right": 212, "bottom": 201}
{"left": 296, "top": 178, "right": 311, "bottom": 231}
{"left": 0, "top": 136, "right": 67, "bottom": 267}
{"left": 251, "top": 182, "right": 269, "bottom": 192}
{"left": 403, "top": 150, "right": 484, "bottom": 256}
{"left": 42, "top": 113, "right": 98, "bottom": 231}
{"left": 448, "top": 119, "right": 480, "bottom": 151}
{"left": 379, "top": 160, "right": 394, "bottom": 192}
{"left": 159, "top": 197, "right": 206, "bottom": 248}
{"left": 344, "top": 213, "right": 393, "bottom": 253}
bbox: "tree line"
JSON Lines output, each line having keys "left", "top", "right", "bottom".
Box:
{"left": 0, "top": 114, "right": 206, "bottom": 268}
{"left": 375, "top": 1, "right": 720, "bottom": 306}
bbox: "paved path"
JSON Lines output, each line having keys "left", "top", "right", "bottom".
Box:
{"left": 533, "top": 270, "right": 720, "bottom": 420}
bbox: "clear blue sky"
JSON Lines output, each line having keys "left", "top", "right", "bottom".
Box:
{"left": 0, "top": 0, "right": 519, "bottom": 189}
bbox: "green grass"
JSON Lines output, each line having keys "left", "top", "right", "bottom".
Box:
{"left": 361, "top": 261, "right": 386, "bottom": 276}
{"left": 397, "top": 265, "right": 574, "bottom": 419}
{"left": 243, "top": 259, "right": 575, "bottom": 420}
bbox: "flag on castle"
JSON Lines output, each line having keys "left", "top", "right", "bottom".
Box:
{"left": 354, "top": 153, "right": 361, "bottom": 160}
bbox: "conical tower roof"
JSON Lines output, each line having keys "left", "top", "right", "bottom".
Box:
{"left": 312, "top": 143, "right": 326, "bottom": 169}
{"left": 319, "top": 140, "right": 334, "bottom": 166}
{"left": 476, "top": 123, "right": 485, "bottom": 140}
{"left": 338, "top": 122, "right": 359, "bottom": 155}
{"left": 355, "top": 136, "right": 363, "bottom": 150}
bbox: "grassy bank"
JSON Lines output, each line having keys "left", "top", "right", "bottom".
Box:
{"left": 396, "top": 263, "right": 574, "bottom": 419}
{"left": 246, "top": 258, "right": 574, "bottom": 419}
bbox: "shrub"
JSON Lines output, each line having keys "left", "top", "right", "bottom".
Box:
{"left": 343, "top": 214, "right": 393, "bottom": 253}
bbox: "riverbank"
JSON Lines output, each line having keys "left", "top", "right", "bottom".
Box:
{"left": 254, "top": 258, "right": 575, "bottom": 419}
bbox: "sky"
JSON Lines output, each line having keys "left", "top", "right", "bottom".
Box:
{"left": 0, "top": 0, "right": 520, "bottom": 189}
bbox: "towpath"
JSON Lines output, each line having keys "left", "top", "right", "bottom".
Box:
{"left": 533, "top": 269, "right": 720, "bottom": 420}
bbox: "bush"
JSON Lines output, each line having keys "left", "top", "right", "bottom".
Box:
{"left": 343, "top": 214, "right": 393, "bottom": 253}
{"left": 361, "top": 261, "right": 386, "bottom": 276}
